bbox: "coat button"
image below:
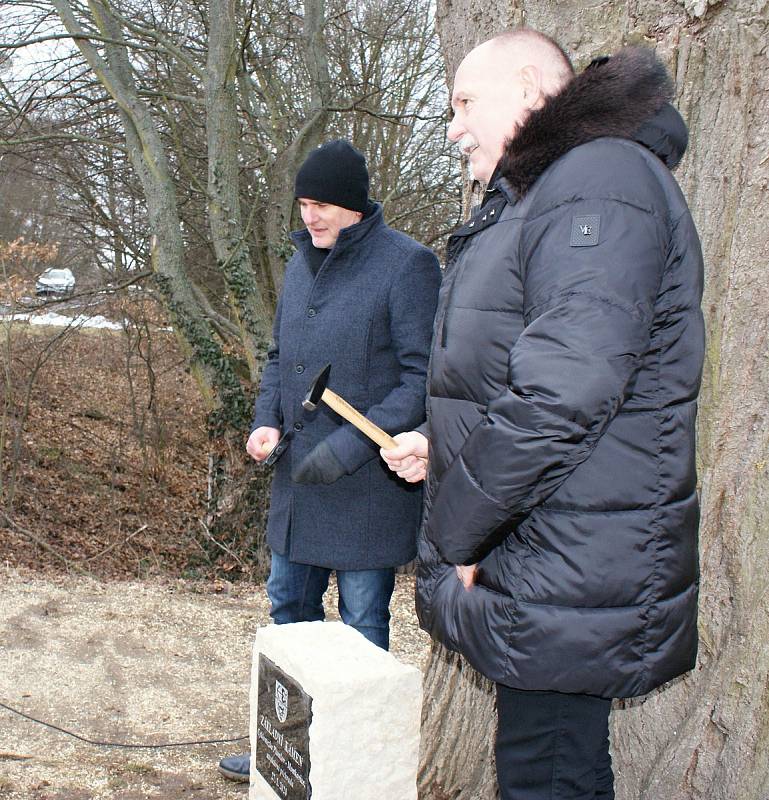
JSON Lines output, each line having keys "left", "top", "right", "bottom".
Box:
{"left": 295, "top": 364, "right": 304, "bottom": 373}
{"left": 307, "top": 308, "right": 316, "bottom": 317}
{"left": 294, "top": 422, "right": 303, "bottom": 431}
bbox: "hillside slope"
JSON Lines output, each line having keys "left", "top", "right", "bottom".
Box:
{"left": 1, "top": 308, "right": 214, "bottom": 579}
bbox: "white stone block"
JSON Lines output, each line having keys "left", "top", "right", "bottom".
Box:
{"left": 249, "top": 621, "right": 422, "bottom": 800}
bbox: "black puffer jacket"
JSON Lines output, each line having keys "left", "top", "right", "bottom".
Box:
{"left": 416, "top": 49, "right": 705, "bottom": 699}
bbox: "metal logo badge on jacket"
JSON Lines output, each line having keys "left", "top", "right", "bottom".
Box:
{"left": 570, "top": 215, "right": 600, "bottom": 246}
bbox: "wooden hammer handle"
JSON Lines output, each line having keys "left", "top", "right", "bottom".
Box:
{"left": 322, "top": 388, "right": 398, "bottom": 450}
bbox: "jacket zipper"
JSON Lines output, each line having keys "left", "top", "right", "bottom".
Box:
{"left": 440, "top": 258, "right": 465, "bottom": 348}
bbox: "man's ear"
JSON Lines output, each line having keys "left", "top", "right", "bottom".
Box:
{"left": 520, "top": 64, "right": 543, "bottom": 109}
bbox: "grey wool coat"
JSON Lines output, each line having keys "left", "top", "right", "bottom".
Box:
{"left": 252, "top": 203, "right": 440, "bottom": 570}
{"left": 416, "top": 49, "right": 705, "bottom": 699}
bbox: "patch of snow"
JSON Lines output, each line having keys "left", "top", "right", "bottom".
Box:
{"left": 1, "top": 311, "right": 123, "bottom": 330}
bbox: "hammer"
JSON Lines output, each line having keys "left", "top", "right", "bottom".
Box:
{"left": 302, "top": 364, "right": 398, "bottom": 450}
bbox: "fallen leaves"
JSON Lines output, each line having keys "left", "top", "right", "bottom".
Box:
{"left": 1, "top": 310, "right": 210, "bottom": 579}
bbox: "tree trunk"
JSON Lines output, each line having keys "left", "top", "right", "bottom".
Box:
{"left": 421, "top": 3, "right": 769, "bottom": 798}
{"left": 260, "top": 0, "right": 333, "bottom": 295}
{"left": 52, "top": 0, "right": 269, "bottom": 571}
{"left": 419, "top": 645, "right": 497, "bottom": 800}
{"left": 52, "top": 0, "right": 251, "bottom": 433}
{"left": 203, "top": 433, "right": 272, "bottom": 580}
{"left": 205, "top": 0, "right": 271, "bottom": 381}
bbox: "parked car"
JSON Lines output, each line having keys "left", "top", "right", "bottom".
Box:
{"left": 35, "top": 268, "right": 75, "bottom": 296}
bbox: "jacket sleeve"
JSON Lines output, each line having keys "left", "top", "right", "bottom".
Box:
{"left": 250, "top": 291, "right": 283, "bottom": 432}
{"left": 326, "top": 248, "right": 440, "bottom": 473}
{"left": 427, "top": 192, "right": 667, "bottom": 565}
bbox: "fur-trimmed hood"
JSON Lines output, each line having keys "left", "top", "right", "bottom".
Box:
{"left": 499, "top": 48, "right": 680, "bottom": 197}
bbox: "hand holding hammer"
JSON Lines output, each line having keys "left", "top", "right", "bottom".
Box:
{"left": 302, "top": 364, "right": 398, "bottom": 449}
{"left": 380, "top": 430, "right": 429, "bottom": 483}
{"left": 303, "top": 364, "right": 428, "bottom": 482}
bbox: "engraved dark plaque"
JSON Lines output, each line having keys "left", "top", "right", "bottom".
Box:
{"left": 254, "top": 654, "right": 313, "bottom": 799}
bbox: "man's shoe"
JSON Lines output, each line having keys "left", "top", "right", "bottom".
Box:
{"left": 218, "top": 753, "right": 250, "bottom": 782}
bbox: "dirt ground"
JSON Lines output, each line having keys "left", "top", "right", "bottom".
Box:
{"left": 0, "top": 569, "right": 431, "bottom": 799}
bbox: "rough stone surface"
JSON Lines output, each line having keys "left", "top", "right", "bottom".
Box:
{"left": 249, "top": 621, "right": 422, "bottom": 800}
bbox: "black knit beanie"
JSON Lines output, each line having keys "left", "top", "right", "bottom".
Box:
{"left": 294, "top": 140, "right": 369, "bottom": 213}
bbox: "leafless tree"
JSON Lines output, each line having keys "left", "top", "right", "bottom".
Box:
{"left": 0, "top": 0, "right": 458, "bottom": 570}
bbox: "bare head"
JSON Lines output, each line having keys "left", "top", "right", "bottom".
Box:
{"left": 447, "top": 29, "right": 574, "bottom": 183}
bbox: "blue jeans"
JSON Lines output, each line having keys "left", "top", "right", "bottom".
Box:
{"left": 266, "top": 550, "right": 396, "bottom": 651}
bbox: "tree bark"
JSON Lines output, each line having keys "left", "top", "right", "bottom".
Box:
{"left": 205, "top": 0, "right": 271, "bottom": 381}
{"left": 421, "top": 3, "right": 769, "bottom": 798}
{"left": 260, "top": 0, "right": 333, "bottom": 295}
{"left": 419, "top": 645, "right": 498, "bottom": 800}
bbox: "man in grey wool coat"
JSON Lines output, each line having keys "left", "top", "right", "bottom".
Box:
{"left": 219, "top": 139, "right": 440, "bottom": 782}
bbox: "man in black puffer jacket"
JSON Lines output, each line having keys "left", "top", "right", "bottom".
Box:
{"left": 382, "top": 29, "right": 704, "bottom": 800}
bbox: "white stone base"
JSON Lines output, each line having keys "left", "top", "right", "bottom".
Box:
{"left": 249, "top": 621, "right": 422, "bottom": 800}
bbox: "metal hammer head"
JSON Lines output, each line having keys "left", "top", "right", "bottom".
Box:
{"left": 302, "top": 363, "right": 331, "bottom": 411}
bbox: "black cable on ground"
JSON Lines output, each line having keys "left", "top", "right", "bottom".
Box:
{"left": 0, "top": 701, "right": 248, "bottom": 749}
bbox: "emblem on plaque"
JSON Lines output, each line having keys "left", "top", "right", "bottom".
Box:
{"left": 256, "top": 654, "right": 312, "bottom": 799}
{"left": 275, "top": 679, "right": 289, "bottom": 723}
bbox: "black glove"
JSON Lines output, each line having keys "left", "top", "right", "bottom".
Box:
{"left": 291, "top": 440, "right": 346, "bottom": 485}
